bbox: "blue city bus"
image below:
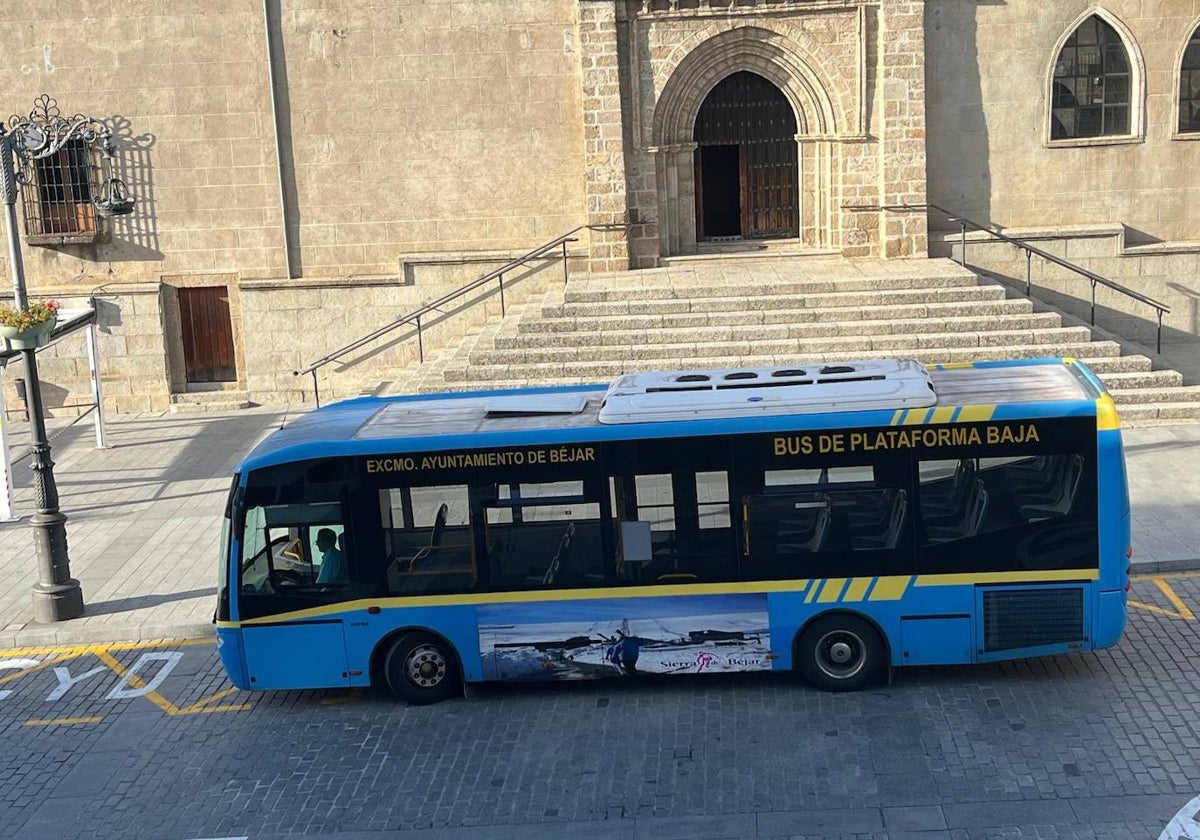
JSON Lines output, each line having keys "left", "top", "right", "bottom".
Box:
{"left": 216, "top": 357, "right": 1130, "bottom": 703}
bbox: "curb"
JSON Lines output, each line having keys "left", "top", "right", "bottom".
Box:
{"left": 1129, "top": 558, "right": 1200, "bottom": 575}
{"left": 0, "top": 621, "right": 215, "bottom": 652}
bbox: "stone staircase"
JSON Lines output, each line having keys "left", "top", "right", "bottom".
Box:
{"left": 392, "top": 256, "right": 1200, "bottom": 425}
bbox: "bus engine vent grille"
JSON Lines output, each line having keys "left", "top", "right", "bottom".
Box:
{"left": 982, "top": 587, "right": 1083, "bottom": 652}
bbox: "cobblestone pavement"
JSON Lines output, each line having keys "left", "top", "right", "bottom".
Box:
{"left": 1, "top": 575, "right": 1198, "bottom": 840}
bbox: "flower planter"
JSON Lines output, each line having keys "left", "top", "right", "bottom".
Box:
{"left": 0, "top": 317, "right": 56, "bottom": 350}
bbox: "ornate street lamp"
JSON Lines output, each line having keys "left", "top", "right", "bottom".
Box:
{"left": 0, "top": 96, "right": 135, "bottom": 622}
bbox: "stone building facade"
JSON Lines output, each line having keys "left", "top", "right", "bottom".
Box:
{"left": 0, "top": 0, "right": 1195, "bottom": 412}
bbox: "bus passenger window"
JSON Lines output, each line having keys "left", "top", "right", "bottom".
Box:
{"left": 611, "top": 474, "right": 676, "bottom": 583}
{"left": 742, "top": 465, "right": 908, "bottom": 580}
{"left": 381, "top": 485, "right": 475, "bottom": 595}
{"left": 696, "top": 471, "right": 730, "bottom": 529}
{"left": 918, "top": 454, "right": 1095, "bottom": 572}
{"left": 484, "top": 481, "right": 605, "bottom": 590}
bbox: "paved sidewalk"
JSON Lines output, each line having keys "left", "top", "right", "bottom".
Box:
{"left": 0, "top": 407, "right": 1198, "bottom": 648}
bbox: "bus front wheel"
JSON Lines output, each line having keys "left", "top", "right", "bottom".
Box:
{"left": 797, "top": 614, "right": 886, "bottom": 692}
{"left": 383, "top": 633, "right": 461, "bottom": 705}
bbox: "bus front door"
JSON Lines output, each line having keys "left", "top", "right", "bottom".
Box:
{"left": 240, "top": 620, "right": 351, "bottom": 690}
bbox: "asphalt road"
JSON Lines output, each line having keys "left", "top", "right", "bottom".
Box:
{"left": 2, "top": 573, "right": 1199, "bottom": 840}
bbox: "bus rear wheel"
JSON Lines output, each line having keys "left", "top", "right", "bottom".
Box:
{"left": 797, "top": 614, "right": 886, "bottom": 692}
{"left": 383, "top": 633, "right": 461, "bottom": 705}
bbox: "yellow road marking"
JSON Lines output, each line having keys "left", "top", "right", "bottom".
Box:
{"left": 177, "top": 687, "right": 253, "bottom": 714}
{"left": 1128, "top": 577, "right": 1195, "bottom": 621}
{"left": 24, "top": 716, "right": 104, "bottom": 726}
{"left": 0, "top": 637, "right": 211, "bottom": 658}
{"left": 92, "top": 649, "right": 249, "bottom": 716}
{"left": 321, "top": 690, "right": 364, "bottom": 706}
{"left": 0, "top": 652, "right": 77, "bottom": 687}
{"left": 92, "top": 649, "right": 179, "bottom": 716}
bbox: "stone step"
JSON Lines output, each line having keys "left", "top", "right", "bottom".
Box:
{"left": 516, "top": 298, "right": 1041, "bottom": 338}
{"left": 418, "top": 354, "right": 1153, "bottom": 393}
{"left": 169, "top": 391, "right": 252, "bottom": 413}
{"left": 1113, "top": 402, "right": 1200, "bottom": 421}
{"left": 497, "top": 312, "right": 1065, "bottom": 349}
{"left": 521, "top": 297, "right": 1032, "bottom": 335}
{"left": 1097, "top": 369, "right": 1185, "bottom": 390}
{"left": 1084, "top": 355, "right": 1153, "bottom": 374}
{"left": 542, "top": 285, "right": 1007, "bottom": 318}
{"left": 442, "top": 341, "right": 1125, "bottom": 382}
{"left": 1102, "top": 386, "right": 1200, "bottom": 405}
{"left": 468, "top": 327, "right": 1095, "bottom": 366}
{"left": 562, "top": 273, "right": 981, "bottom": 303}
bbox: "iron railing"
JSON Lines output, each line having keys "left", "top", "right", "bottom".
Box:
{"left": 844, "top": 203, "right": 1171, "bottom": 354}
{"left": 295, "top": 224, "right": 628, "bottom": 406}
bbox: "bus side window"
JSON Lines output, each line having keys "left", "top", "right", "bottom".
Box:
{"left": 381, "top": 485, "right": 475, "bottom": 595}
{"left": 484, "top": 480, "right": 606, "bottom": 590}
{"left": 741, "top": 465, "right": 909, "bottom": 580}
{"left": 611, "top": 474, "right": 676, "bottom": 584}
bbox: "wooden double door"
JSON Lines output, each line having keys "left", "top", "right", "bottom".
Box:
{"left": 179, "top": 286, "right": 237, "bottom": 384}
{"left": 693, "top": 71, "right": 799, "bottom": 241}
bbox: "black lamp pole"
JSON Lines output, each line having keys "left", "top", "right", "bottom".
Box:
{"left": 0, "top": 96, "right": 134, "bottom": 622}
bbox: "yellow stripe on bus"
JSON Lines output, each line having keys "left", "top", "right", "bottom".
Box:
{"left": 236, "top": 579, "right": 822, "bottom": 624}
{"left": 890, "top": 410, "right": 905, "bottom": 426}
{"left": 955, "top": 404, "right": 995, "bottom": 423}
{"left": 226, "top": 570, "right": 1101, "bottom": 627}
{"left": 902, "top": 409, "right": 931, "bottom": 425}
{"left": 914, "top": 569, "right": 1099, "bottom": 586}
{"left": 1096, "top": 393, "right": 1120, "bottom": 431}
{"left": 868, "top": 575, "right": 912, "bottom": 601}
{"left": 929, "top": 406, "right": 956, "bottom": 424}
{"left": 842, "top": 577, "right": 872, "bottom": 603}
{"left": 817, "top": 578, "right": 848, "bottom": 603}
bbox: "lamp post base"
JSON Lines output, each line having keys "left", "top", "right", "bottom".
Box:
{"left": 31, "top": 579, "right": 84, "bottom": 623}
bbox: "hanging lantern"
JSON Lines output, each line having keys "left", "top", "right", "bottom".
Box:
{"left": 93, "top": 174, "right": 135, "bottom": 217}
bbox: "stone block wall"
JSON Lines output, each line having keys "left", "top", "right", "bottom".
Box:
{"left": 926, "top": 0, "right": 1200, "bottom": 244}
{"left": 1, "top": 287, "right": 171, "bottom": 416}
{"left": 0, "top": 1, "right": 597, "bottom": 412}
{"left": 240, "top": 254, "right": 571, "bottom": 406}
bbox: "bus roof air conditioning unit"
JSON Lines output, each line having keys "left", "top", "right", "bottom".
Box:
{"left": 597, "top": 358, "right": 937, "bottom": 424}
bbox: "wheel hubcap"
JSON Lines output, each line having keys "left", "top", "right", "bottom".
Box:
{"left": 829, "top": 641, "right": 853, "bottom": 664}
{"left": 406, "top": 645, "right": 447, "bottom": 689}
{"left": 815, "top": 630, "right": 866, "bottom": 680}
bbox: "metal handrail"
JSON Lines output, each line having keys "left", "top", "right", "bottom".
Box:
{"left": 294, "top": 224, "right": 628, "bottom": 406}
{"left": 844, "top": 202, "right": 1170, "bottom": 354}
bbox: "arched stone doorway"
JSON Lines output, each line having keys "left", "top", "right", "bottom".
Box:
{"left": 693, "top": 71, "right": 799, "bottom": 241}
{"left": 650, "top": 27, "right": 842, "bottom": 258}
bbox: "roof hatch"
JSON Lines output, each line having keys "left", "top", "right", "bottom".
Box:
{"left": 597, "top": 359, "right": 936, "bottom": 424}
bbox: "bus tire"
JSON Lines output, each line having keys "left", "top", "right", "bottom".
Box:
{"left": 797, "top": 614, "right": 886, "bottom": 692}
{"left": 383, "top": 633, "right": 461, "bottom": 705}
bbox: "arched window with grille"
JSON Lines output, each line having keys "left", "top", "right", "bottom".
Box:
{"left": 1050, "top": 14, "right": 1136, "bottom": 141}
{"left": 1179, "top": 25, "right": 1200, "bottom": 134}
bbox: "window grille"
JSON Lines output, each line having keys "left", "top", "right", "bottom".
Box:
{"left": 20, "top": 138, "right": 102, "bottom": 243}
{"left": 1180, "top": 27, "right": 1200, "bottom": 133}
{"left": 1051, "top": 16, "right": 1131, "bottom": 140}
